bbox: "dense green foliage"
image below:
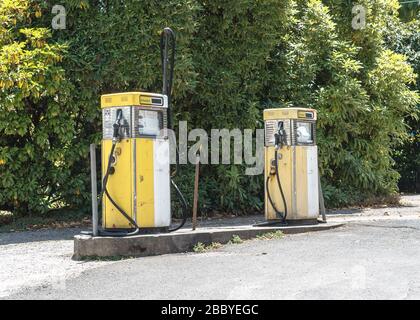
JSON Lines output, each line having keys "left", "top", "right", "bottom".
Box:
{"left": 266, "top": 0, "right": 419, "bottom": 205}
{"left": 389, "top": 14, "right": 420, "bottom": 192}
{"left": 0, "top": 0, "right": 71, "bottom": 214}
{"left": 399, "top": 0, "right": 420, "bottom": 21}
{"left": 0, "top": 0, "right": 418, "bottom": 216}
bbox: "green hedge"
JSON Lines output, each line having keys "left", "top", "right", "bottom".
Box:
{"left": 0, "top": 0, "right": 418, "bottom": 216}
{"left": 390, "top": 14, "right": 420, "bottom": 192}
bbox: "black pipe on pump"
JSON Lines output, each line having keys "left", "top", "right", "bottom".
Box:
{"left": 160, "top": 27, "right": 189, "bottom": 232}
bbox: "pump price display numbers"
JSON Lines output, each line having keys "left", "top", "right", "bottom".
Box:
{"left": 138, "top": 109, "right": 161, "bottom": 136}
{"left": 296, "top": 121, "right": 314, "bottom": 144}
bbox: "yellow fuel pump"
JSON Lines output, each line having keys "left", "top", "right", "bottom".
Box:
{"left": 94, "top": 28, "right": 188, "bottom": 236}
{"left": 101, "top": 92, "right": 172, "bottom": 232}
{"left": 264, "top": 108, "right": 319, "bottom": 224}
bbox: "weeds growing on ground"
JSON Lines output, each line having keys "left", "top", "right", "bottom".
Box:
{"left": 193, "top": 242, "right": 223, "bottom": 253}
{"left": 229, "top": 234, "right": 244, "bottom": 244}
{"left": 256, "top": 231, "right": 284, "bottom": 240}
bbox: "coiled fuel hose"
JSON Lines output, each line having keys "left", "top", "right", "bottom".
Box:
{"left": 98, "top": 110, "right": 141, "bottom": 237}
{"left": 266, "top": 148, "right": 288, "bottom": 223}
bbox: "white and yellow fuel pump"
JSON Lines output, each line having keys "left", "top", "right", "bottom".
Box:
{"left": 264, "top": 108, "right": 320, "bottom": 224}
{"left": 89, "top": 28, "right": 188, "bottom": 237}
{"left": 100, "top": 92, "right": 172, "bottom": 233}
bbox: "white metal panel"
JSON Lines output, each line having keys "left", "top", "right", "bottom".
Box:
{"left": 153, "top": 139, "right": 171, "bottom": 227}
{"left": 306, "top": 146, "right": 319, "bottom": 218}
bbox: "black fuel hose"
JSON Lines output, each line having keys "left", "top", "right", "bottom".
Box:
{"left": 98, "top": 124, "right": 141, "bottom": 237}
{"left": 266, "top": 149, "right": 287, "bottom": 222}
{"left": 161, "top": 27, "right": 189, "bottom": 232}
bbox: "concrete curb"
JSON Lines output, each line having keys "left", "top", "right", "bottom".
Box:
{"left": 73, "top": 222, "right": 343, "bottom": 260}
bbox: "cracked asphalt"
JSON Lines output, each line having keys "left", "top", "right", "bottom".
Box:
{"left": 1, "top": 195, "right": 420, "bottom": 300}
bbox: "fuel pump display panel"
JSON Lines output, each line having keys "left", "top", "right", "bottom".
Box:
{"left": 295, "top": 121, "right": 315, "bottom": 145}
{"left": 137, "top": 110, "right": 161, "bottom": 136}
{"left": 103, "top": 106, "right": 166, "bottom": 140}
{"left": 133, "top": 108, "right": 164, "bottom": 138}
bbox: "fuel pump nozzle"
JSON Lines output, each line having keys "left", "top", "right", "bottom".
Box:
{"left": 112, "top": 109, "right": 123, "bottom": 143}
{"left": 270, "top": 121, "right": 286, "bottom": 175}
{"left": 274, "top": 121, "right": 287, "bottom": 150}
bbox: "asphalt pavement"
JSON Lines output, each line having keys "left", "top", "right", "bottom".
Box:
{"left": 7, "top": 218, "right": 420, "bottom": 299}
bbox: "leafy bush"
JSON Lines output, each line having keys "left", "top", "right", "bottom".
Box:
{"left": 265, "top": 0, "right": 419, "bottom": 206}
{"left": 0, "top": 0, "right": 418, "bottom": 216}
{"left": 0, "top": 0, "right": 71, "bottom": 214}
{"left": 388, "top": 14, "right": 420, "bottom": 193}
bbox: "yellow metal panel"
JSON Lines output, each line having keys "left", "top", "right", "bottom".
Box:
{"left": 139, "top": 96, "right": 152, "bottom": 105}
{"left": 101, "top": 92, "right": 163, "bottom": 108}
{"left": 101, "top": 92, "right": 140, "bottom": 108}
{"left": 102, "top": 139, "right": 134, "bottom": 229}
{"left": 136, "top": 138, "right": 155, "bottom": 227}
{"left": 263, "top": 108, "right": 317, "bottom": 120}
{"left": 295, "top": 147, "right": 308, "bottom": 217}
{"left": 264, "top": 146, "right": 293, "bottom": 220}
